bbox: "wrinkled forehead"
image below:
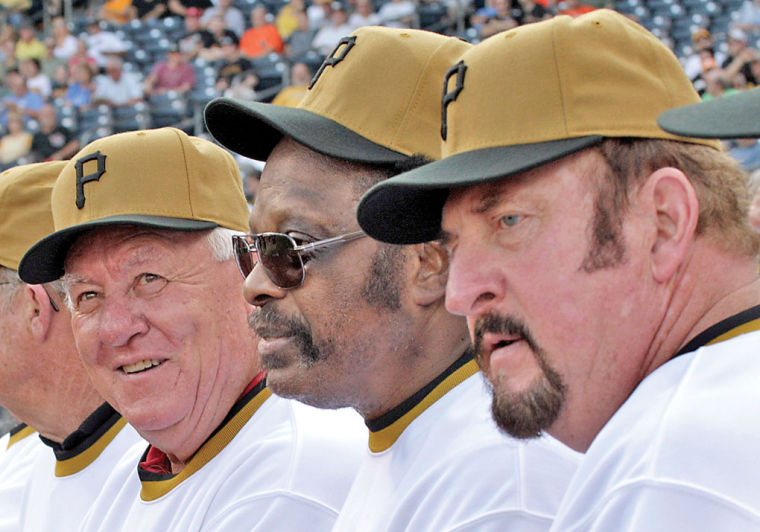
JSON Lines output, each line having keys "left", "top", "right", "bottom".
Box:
{"left": 251, "top": 138, "right": 369, "bottom": 232}
{"left": 65, "top": 226, "right": 200, "bottom": 273}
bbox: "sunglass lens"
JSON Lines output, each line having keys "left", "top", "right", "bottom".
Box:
{"left": 256, "top": 234, "right": 303, "bottom": 288}
{"left": 233, "top": 236, "right": 256, "bottom": 278}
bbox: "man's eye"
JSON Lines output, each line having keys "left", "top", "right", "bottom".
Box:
{"left": 499, "top": 214, "right": 522, "bottom": 228}
{"left": 137, "top": 273, "right": 161, "bottom": 285}
{"left": 134, "top": 273, "right": 168, "bottom": 295}
{"left": 74, "top": 291, "right": 99, "bottom": 313}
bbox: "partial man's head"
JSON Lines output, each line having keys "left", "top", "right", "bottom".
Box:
{"left": 357, "top": 11, "right": 757, "bottom": 450}
{"left": 18, "top": 128, "right": 256, "bottom": 465}
{"left": 0, "top": 162, "right": 103, "bottom": 442}
{"left": 205, "top": 27, "right": 472, "bottom": 417}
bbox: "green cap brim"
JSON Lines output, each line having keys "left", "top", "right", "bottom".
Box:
{"left": 658, "top": 88, "right": 760, "bottom": 139}
{"left": 18, "top": 215, "right": 217, "bottom": 284}
{"left": 204, "top": 97, "right": 407, "bottom": 164}
{"left": 357, "top": 135, "right": 603, "bottom": 244}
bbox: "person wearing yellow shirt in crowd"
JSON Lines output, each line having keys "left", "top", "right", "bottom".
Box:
{"left": 14, "top": 24, "right": 47, "bottom": 62}
{"left": 271, "top": 62, "right": 311, "bottom": 108}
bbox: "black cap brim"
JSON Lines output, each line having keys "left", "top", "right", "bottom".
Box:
{"left": 204, "top": 97, "right": 407, "bottom": 164}
{"left": 658, "top": 88, "right": 760, "bottom": 139}
{"left": 18, "top": 215, "right": 216, "bottom": 284}
{"left": 357, "top": 135, "right": 603, "bottom": 244}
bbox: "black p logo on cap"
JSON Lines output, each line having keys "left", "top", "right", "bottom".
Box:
{"left": 309, "top": 35, "right": 357, "bottom": 89}
{"left": 75, "top": 151, "right": 107, "bottom": 209}
{"left": 441, "top": 61, "right": 467, "bottom": 141}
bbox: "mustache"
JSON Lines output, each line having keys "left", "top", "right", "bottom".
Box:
{"left": 248, "top": 306, "right": 322, "bottom": 365}
{"left": 473, "top": 313, "right": 540, "bottom": 359}
{"left": 248, "top": 306, "right": 310, "bottom": 339}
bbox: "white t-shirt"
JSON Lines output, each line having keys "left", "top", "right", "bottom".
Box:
{"left": 334, "top": 358, "right": 581, "bottom": 531}
{"left": 551, "top": 313, "right": 760, "bottom": 531}
{"left": 80, "top": 382, "right": 366, "bottom": 531}
{"left": 19, "top": 404, "right": 145, "bottom": 531}
{"left": 0, "top": 426, "right": 46, "bottom": 532}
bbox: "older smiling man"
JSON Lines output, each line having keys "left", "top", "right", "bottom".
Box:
{"left": 18, "top": 127, "right": 364, "bottom": 531}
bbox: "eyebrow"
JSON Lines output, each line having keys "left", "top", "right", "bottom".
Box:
{"left": 472, "top": 183, "right": 510, "bottom": 215}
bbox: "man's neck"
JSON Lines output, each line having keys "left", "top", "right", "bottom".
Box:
{"left": 642, "top": 246, "right": 760, "bottom": 378}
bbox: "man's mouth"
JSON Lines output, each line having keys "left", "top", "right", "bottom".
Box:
{"left": 121, "top": 359, "right": 164, "bottom": 374}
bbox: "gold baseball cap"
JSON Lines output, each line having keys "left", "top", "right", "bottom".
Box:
{"left": 357, "top": 10, "right": 722, "bottom": 244}
{"left": 204, "top": 26, "right": 472, "bottom": 163}
{"left": 0, "top": 161, "right": 66, "bottom": 271}
{"left": 19, "top": 128, "right": 249, "bottom": 284}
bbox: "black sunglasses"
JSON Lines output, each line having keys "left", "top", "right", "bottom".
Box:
{"left": 232, "top": 231, "right": 366, "bottom": 289}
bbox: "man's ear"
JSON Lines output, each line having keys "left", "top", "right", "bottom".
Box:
{"left": 645, "top": 167, "right": 699, "bottom": 283}
{"left": 410, "top": 241, "right": 449, "bottom": 306}
{"left": 26, "top": 285, "right": 55, "bottom": 341}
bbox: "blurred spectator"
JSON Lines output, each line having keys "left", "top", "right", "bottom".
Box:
{"left": 683, "top": 28, "right": 726, "bottom": 92}
{"left": 68, "top": 38, "right": 98, "bottom": 75}
{"left": 479, "top": 0, "right": 521, "bottom": 38}
{"left": 701, "top": 68, "right": 739, "bottom": 100}
{"left": 31, "top": 104, "right": 80, "bottom": 161}
{"left": 216, "top": 36, "right": 259, "bottom": 98}
{"left": 271, "top": 61, "right": 311, "bottom": 107}
{"left": 723, "top": 28, "right": 758, "bottom": 88}
{"left": 240, "top": 5, "right": 284, "bottom": 58}
{"left": 730, "top": 138, "right": 760, "bottom": 172}
{"left": 167, "top": 0, "right": 212, "bottom": 17}
{"left": 735, "top": 0, "right": 760, "bottom": 32}
{"left": 19, "top": 58, "right": 51, "bottom": 99}
{"left": 285, "top": 10, "right": 317, "bottom": 59}
{"left": 307, "top": 0, "right": 333, "bottom": 29}
{"left": 65, "top": 63, "right": 95, "bottom": 109}
{"left": 0, "top": 112, "right": 33, "bottom": 168}
{"left": 198, "top": 14, "right": 239, "bottom": 60}
{"left": 99, "top": 0, "right": 135, "bottom": 24}
{"left": 131, "top": 0, "right": 169, "bottom": 20}
{"left": 201, "top": 0, "right": 245, "bottom": 37}
{"left": 559, "top": 0, "right": 594, "bottom": 16}
{"left": 144, "top": 45, "right": 196, "bottom": 95}
{"left": 311, "top": 3, "right": 353, "bottom": 55}
{"left": 0, "top": 26, "right": 17, "bottom": 73}
{"left": 93, "top": 56, "right": 144, "bottom": 107}
{"left": 378, "top": 0, "right": 415, "bottom": 27}
{"left": 49, "top": 17, "right": 79, "bottom": 62}
{"left": 15, "top": 23, "right": 47, "bottom": 61}
{"left": 0, "top": 0, "right": 32, "bottom": 28}
{"left": 276, "top": 0, "right": 306, "bottom": 40}
{"left": 1, "top": 69, "right": 44, "bottom": 125}
{"left": 348, "top": 0, "right": 381, "bottom": 29}
{"left": 51, "top": 63, "right": 71, "bottom": 99}
{"left": 85, "top": 19, "right": 129, "bottom": 68}
{"left": 178, "top": 7, "right": 215, "bottom": 58}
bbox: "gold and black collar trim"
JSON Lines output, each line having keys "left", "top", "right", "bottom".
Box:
{"left": 7, "top": 423, "right": 35, "bottom": 450}
{"left": 673, "top": 304, "right": 760, "bottom": 360}
{"left": 367, "top": 349, "right": 478, "bottom": 453}
{"left": 138, "top": 378, "right": 272, "bottom": 501}
{"left": 40, "top": 402, "right": 126, "bottom": 477}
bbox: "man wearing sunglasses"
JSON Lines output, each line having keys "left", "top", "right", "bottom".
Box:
{"left": 205, "top": 26, "right": 580, "bottom": 530}
{"left": 0, "top": 161, "right": 144, "bottom": 531}
{"left": 18, "top": 128, "right": 364, "bottom": 530}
